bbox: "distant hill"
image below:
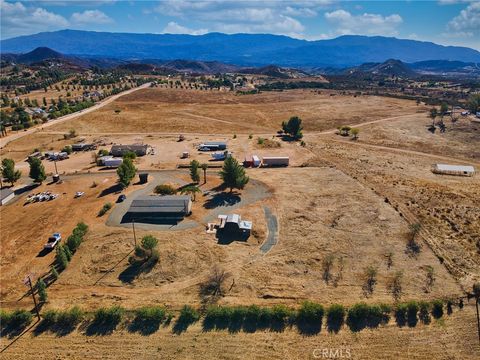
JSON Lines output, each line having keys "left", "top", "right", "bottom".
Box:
{"left": 16, "top": 46, "right": 65, "bottom": 64}
{"left": 239, "top": 65, "right": 309, "bottom": 79}
{"left": 1, "top": 30, "right": 479, "bottom": 67}
{"left": 345, "top": 59, "right": 418, "bottom": 78}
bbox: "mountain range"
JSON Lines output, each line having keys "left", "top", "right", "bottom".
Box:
{"left": 3, "top": 47, "right": 479, "bottom": 79}
{"left": 1, "top": 30, "right": 479, "bottom": 68}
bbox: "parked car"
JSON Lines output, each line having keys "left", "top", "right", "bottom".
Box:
{"left": 75, "top": 191, "right": 85, "bottom": 198}
{"left": 44, "top": 233, "right": 62, "bottom": 250}
{"left": 117, "top": 194, "right": 126, "bottom": 203}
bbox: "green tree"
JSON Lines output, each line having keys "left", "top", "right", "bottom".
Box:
{"left": 122, "top": 150, "right": 136, "bottom": 160}
{"left": 200, "top": 163, "right": 208, "bottom": 184}
{"left": 220, "top": 156, "right": 249, "bottom": 192}
{"left": 429, "top": 108, "right": 437, "bottom": 125}
{"left": 116, "top": 157, "right": 136, "bottom": 188}
{"left": 180, "top": 185, "right": 201, "bottom": 201}
{"left": 350, "top": 128, "right": 359, "bottom": 140}
{"left": 190, "top": 160, "right": 200, "bottom": 183}
{"left": 55, "top": 245, "right": 69, "bottom": 270}
{"left": 37, "top": 278, "right": 47, "bottom": 302}
{"left": 28, "top": 157, "right": 46, "bottom": 183}
{"left": 467, "top": 94, "right": 480, "bottom": 114}
{"left": 281, "top": 116, "right": 303, "bottom": 139}
{"left": 440, "top": 102, "right": 449, "bottom": 116}
{"left": 1, "top": 158, "right": 21, "bottom": 186}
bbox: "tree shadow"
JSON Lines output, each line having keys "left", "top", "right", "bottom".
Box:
{"left": 14, "top": 183, "right": 39, "bottom": 196}
{"left": 85, "top": 319, "right": 121, "bottom": 336}
{"left": 203, "top": 192, "right": 241, "bottom": 209}
{"left": 36, "top": 248, "right": 52, "bottom": 257}
{"left": 296, "top": 321, "right": 322, "bottom": 336}
{"left": 118, "top": 258, "right": 157, "bottom": 283}
{"left": 127, "top": 318, "right": 161, "bottom": 336}
{"left": 98, "top": 183, "right": 123, "bottom": 198}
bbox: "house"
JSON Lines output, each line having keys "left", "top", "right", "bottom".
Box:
{"left": 198, "top": 141, "right": 227, "bottom": 151}
{"left": 72, "top": 143, "right": 94, "bottom": 151}
{"left": 217, "top": 214, "right": 252, "bottom": 234}
{"left": 0, "top": 188, "right": 15, "bottom": 206}
{"left": 111, "top": 144, "right": 149, "bottom": 157}
{"left": 432, "top": 164, "right": 475, "bottom": 177}
{"left": 125, "top": 195, "right": 192, "bottom": 222}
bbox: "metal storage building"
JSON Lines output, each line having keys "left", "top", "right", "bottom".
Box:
{"left": 126, "top": 195, "right": 192, "bottom": 221}
{"left": 432, "top": 164, "right": 475, "bottom": 177}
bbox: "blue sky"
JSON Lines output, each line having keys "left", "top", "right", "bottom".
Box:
{"left": 1, "top": 1, "right": 479, "bottom": 49}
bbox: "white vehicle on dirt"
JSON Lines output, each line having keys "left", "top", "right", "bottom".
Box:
{"left": 44, "top": 233, "right": 62, "bottom": 250}
{"left": 75, "top": 191, "right": 85, "bottom": 198}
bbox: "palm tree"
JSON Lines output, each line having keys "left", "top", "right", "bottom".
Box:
{"left": 200, "top": 163, "right": 208, "bottom": 184}
{"left": 180, "top": 185, "right": 202, "bottom": 201}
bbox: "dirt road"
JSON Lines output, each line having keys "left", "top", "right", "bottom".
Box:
{"left": 0, "top": 82, "right": 151, "bottom": 149}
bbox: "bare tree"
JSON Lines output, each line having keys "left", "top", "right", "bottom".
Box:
{"left": 200, "top": 265, "right": 231, "bottom": 298}
{"left": 388, "top": 271, "right": 404, "bottom": 302}
{"left": 384, "top": 251, "right": 394, "bottom": 269}
{"left": 362, "top": 265, "right": 378, "bottom": 297}
{"left": 424, "top": 265, "right": 435, "bottom": 293}
{"left": 322, "top": 254, "right": 335, "bottom": 284}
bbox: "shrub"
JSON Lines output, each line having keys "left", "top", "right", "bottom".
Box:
{"left": 8, "top": 309, "right": 33, "bottom": 330}
{"left": 257, "top": 137, "right": 265, "bottom": 145}
{"left": 243, "top": 305, "right": 261, "bottom": 331}
{"left": 134, "top": 306, "right": 166, "bottom": 324}
{"left": 51, "top": 266, "right": 59, "bottom": 280}
{"left": 271, "top": 305, "right": 293, "bottom": 328}
{"left": 326, "top": 304, "right": 345, "bottom": 333}
{"left": 0, "top": 310, "right": 13, "bottom": 331}
{"left": 418, "top": 301, "right": 431, "bottom": 324}
{"left": 55, "top": 245, "right": 69, "bottom": 270}
{"left": 395, "top": 303, "right": 408, "bottom": 327}
{"left": 62, "top": 145, "right": 72, "bottom": 155}
{"left": 296, "top": 301, "right": 324, "bottom": 334}
{"left": 154, "top": 184, "right": 177, "bottom": 195}
{"left": 431, "top": 300, "right": 444, "bottom": 319}
{"left": 406, "top": 301, "right": 419, "bottom": 327}
{"left": 346, "top": 303, "right": 386, "bottom": 331}
{"left": 37, "top": 279, "right": 47, "bottom": 302}
{"left": 177, "top": 305, "right": 199, "bottom": 325}
{"left": 42, "top": 309, "right": 58, "bottom": 326}
{"left": 56, "top": 306, "right": 84, "bottom": 328}
{"left": 98, "top": 202, "right": 112, "bottom": 217}
{"left": 93, "top": 306, "right": 124, "bottom": 327}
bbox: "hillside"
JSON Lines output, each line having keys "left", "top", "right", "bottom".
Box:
{"left": 2, "top": 30, "right": 479, "bottom": 67}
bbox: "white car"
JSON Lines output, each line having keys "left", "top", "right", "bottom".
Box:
{"left": 75, "top": 191, "right": 85, "bottom": 198}
{"left": 44, "top": 233, "right": 62, "bottom": 250}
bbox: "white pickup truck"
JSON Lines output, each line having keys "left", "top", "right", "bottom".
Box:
{"left": 44, "top": 233, "right": 62, "bottom": 250}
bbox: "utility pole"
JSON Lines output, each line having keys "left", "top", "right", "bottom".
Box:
{"left": 476, "top": 296, "right": 480, "bottom": 344}
{"left": 54, "top": 159, "right": 58, "bottom": 175}
{"left": 24, "top": 275, "right": 40, "bottom": 321}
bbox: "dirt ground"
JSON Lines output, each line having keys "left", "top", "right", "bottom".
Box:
{"left": 47, "top": 88, "right": 425, "bottom": 134}
{"left": 1, "top": 88, "right": 479, "bottom": 359}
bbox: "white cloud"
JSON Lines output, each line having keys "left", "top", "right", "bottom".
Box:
{"left": 0, "top": 0, "right": 68, "bottom": 38}
{"left": 162, "top": 21, "right": 208, "bottom": 35}
{"left": 71, "top": 9, "right": 113, "bottom": 24}
{"left": 324, "top": 9, "right": 403, "bottom": 36}
{"left": 152, "top": 0, "right": 331, "bottom": 38}
{"left": 446, "top": 2, "right": 480, "bottom": 38}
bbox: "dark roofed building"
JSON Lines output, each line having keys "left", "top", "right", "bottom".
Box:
{"left": 126, "top": 195, "right": 192, "bottom": 222}
{"left": 111, "top": 144, "right": 149, "bottom": 157}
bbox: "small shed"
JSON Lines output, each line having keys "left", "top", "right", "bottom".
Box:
{"left": 0, "top": 188, "right": 15, "bottom": 206}
{"left": 432, "top": 164, "right": 475, "bottom": 177}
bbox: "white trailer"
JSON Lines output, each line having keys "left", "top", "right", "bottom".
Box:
{"left": 252, "top": 155, "right": 261, "bottom": 167}
{"left": 212, "top": 151, "right": 232, "bottom": 160}
{"left": 104, "top": 158, "right": 123, "bottom": 168}
{"left": 262, "top": 156, "right": 289, "bottom": 167}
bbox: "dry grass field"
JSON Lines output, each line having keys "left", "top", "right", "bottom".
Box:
{"left": 1, "top": 87, "right": 479, "bottom": 359}
{"left": 48, "top": 88, "right": 425, "bottom": 134}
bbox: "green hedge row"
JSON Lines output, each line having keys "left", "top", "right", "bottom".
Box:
{"left": 2, "top": 299, "right": 448, "bottom": 338}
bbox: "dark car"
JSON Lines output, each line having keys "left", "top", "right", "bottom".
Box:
{"left": 117, "top": 194, "right": 126, "bottom": 203}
